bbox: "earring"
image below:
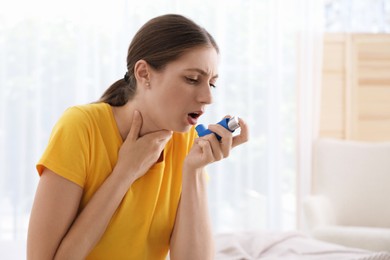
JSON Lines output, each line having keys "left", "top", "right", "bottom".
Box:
{"left": 146, "top": 82, "right": 150, "bottom": 87}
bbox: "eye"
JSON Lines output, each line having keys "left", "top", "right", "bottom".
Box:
{"left": 186, "top": 77, "right": 198, "bottom": 84}
{"left": 209, "top": 83, "right": 217, "bottom": 88}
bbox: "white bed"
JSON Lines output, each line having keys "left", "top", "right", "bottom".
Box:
{"left": 215, "top": 231, "right": 390, "bottom": 260}
{"left": 5, "top": 232, "right": 390, "bottom": 259}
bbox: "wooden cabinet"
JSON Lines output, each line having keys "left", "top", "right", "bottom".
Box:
{"left": 320, "top": 34, "right": 390, "bottom": 141}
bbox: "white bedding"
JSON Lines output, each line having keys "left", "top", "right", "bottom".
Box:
{"left": 215, "top": 231, "right": 390, "bottom": 260}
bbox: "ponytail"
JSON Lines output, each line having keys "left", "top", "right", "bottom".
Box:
{"left": 98, "top": 75, "right": 136, "bottom": 106}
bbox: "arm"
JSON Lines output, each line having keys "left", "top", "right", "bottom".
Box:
{"left": 27, "top": 110, "right": 172, "bottom": 260}
{"left": 170, "top": 117, "right": 249, "bottom": 260}
{"left": 27, "top": 169, "right": 83, "bottom": 259}
{"left": 170, "top": 167, "right": 214, "bottom": 260}
{"left": 27, "top": 167, "right": 135, "bottom": 260}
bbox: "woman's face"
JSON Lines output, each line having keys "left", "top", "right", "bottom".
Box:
{"left": 145, "top": 46, "right": 219, "bottom": 133}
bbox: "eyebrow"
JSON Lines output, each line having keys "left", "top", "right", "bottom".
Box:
{"left": 185, "top": 68, "right": 219, "bottom": 79}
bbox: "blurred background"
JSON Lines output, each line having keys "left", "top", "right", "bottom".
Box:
{"left": 0, "top": 0, "right": 389, "bottom": 252}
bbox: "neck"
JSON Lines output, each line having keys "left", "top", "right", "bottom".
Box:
{"left": 111, "top": 101, "right": 159, "bottom": 140}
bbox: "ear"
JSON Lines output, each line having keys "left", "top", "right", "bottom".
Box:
{"left": 134, "top": 60, "right": 151, "bottom": 87}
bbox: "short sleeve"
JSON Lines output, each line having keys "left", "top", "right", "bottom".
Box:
{"left": 36, "top": 107, "right": 91, "bottom": 187}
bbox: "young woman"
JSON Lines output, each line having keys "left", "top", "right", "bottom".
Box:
{"left": 27, "top": 14, "right": 248, "bottom": 260}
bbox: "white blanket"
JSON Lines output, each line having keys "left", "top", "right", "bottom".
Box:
{"left": 215, "top": 231, "right": 390, "bottom": 260}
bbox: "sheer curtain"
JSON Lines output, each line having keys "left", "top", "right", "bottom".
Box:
{"left": 0, "top": 0, "right": 324, "bottom": 246}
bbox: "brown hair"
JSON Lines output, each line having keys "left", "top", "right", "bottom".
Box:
{"left": 98, "top": 14, "right": 219, "bottom": 106}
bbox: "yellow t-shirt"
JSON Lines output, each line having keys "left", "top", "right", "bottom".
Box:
{"left": 37, "top": 102, "right": 197, "bottom": 259}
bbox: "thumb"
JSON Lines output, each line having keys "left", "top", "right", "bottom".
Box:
{"left": 128, "top": 110, "right": 142, "bottom": 141}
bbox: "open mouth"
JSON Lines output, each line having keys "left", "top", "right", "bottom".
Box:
{"left": 188, "top": 112, "right": 202, "bottom": 119}
{"left": 187, "top": 111, "right": 203, "bottom": 125}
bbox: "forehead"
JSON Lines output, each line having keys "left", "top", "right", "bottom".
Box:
{"left": 167, "top": 47, "right": 219, "bottom": 75}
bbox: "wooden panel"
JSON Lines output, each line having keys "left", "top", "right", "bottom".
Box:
{"left": 320, "top": 33, "right": 347, "bottom": 139}
{"left": 320, "top": 33, "right": 390, "bottom": 141}
{"left": 358, "top": 121, "right": 390, "bottom": 141}
{"left": 359, "top": 87, "right": 390, "bottom": 103}
{"left": 320, "top": 76, "right": 345, "bottom": 135}
{"left": 359, "top": 103, "right": 390, "bottom": 120}
{"left": 322, "top": 43, "right": 345, "bottom": 72}
{"left": 352, "top": 34, "right": 390, "bottom": 141}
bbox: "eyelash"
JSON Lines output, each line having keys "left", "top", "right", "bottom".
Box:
{"left": 186, "top": 77, "right": 217, "bottom": 88}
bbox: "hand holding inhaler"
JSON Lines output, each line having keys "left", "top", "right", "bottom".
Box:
{"left": 195, "top": 116, "right": 240, "bottom": 140}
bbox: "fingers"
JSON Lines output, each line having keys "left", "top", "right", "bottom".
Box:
{"left": 202, "top": 134, "right": 224, "bottom": 161}
{"left": 202, "top": 115, "right": 249, "bottom": 157}
{"left": 207, "top": 124, "right": 232, "bottom": 158}
{"left": 232, "top": 117, "right": 249, "bottom": 148}
{"left": 128, "top": 110, "right": 143, "bottom": 141}
{"left": 197, "top": 139, "right": 214, "bottom": 164}
{"left": 126, "top": 110, "right": 172, "bottom": 151}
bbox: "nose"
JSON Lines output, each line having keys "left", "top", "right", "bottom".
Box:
{"left": 197, "top": 84, "right": 213, "bottom": 105}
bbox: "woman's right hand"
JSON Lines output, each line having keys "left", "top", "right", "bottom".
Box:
{"left": 115, "top": 110, "right": 172, "bottom": 183}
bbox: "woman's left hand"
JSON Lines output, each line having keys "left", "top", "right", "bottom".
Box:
{"left": 184, "top": 116, "right": 249, "bottom": 171}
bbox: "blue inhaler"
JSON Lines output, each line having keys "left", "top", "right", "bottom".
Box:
{"left": 195, "top": 116, "right": 240, "bottom": 141}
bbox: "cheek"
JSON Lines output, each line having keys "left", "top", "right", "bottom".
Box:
{"left": 156, "top": 82, "right": 193, "bottom": 109}
{"left": 163, "top": 96, "right": 188, "bottom": 116}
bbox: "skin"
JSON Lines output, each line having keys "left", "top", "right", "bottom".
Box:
{"left": 27, "top": 46, "right": 249, "bottom": 260}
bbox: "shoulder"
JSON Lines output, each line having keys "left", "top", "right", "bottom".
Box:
{"left": 62, "top": 102, "right": 109, "bottom": 120}
{"left": 51, "top": 104, "right": 101, "bottom": 139}
{"left": 52, "top": 106, "right": 89, "bottom": 136}
{"left": 56, "top": 103, "right": 109, "bottom": 128}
